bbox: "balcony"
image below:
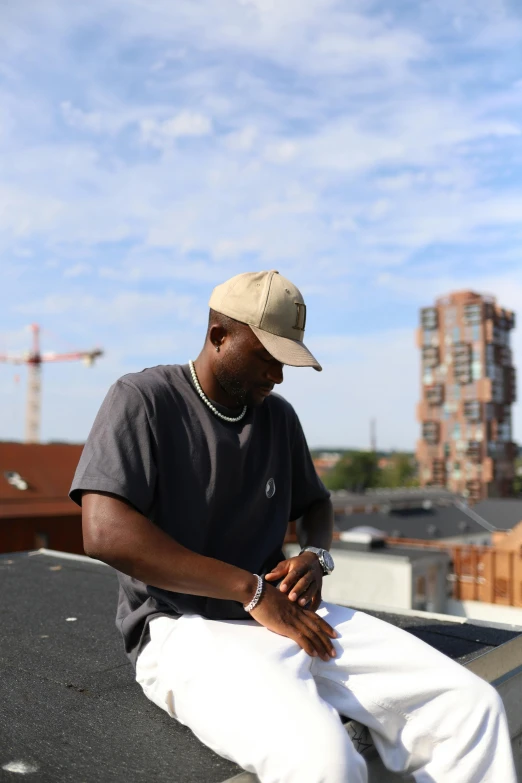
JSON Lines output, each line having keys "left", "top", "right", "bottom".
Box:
{"left": 420, "top": 307, "right": 438, "bottom": 330}
{"left": 466, "top": 479, "right": 483, "bottom": 502}
{"left": 464, "top": 400, "right": 482, "bottom": 421}
{"left": 504, "top": 367, "right": 516, "bottom": 404}
{"left": 466, "top": 441, "right": 482, "bottom": 463}
{"left": 422, "top": 346, "right": 440, "bottom": 369}
{"left": 453, "top": 342, "right": 472, "bottom": 385}
{"left": 463, "top": 303, "right": 483, "bottom": 325}
{"left": 431, "top": 458, "right": 446, "bottom": 485}
{"left": 422, "top": 421, "right": 440, "bottom": 445}
{"left": 426, "top": 384, "right": 444, "bottom": 406}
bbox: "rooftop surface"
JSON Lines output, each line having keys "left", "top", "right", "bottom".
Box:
{"left": 2, "top": 550, "right": 521, "bottom": 782}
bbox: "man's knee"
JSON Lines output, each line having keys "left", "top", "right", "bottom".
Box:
{"left": 451, "top": 674, "right": 505, "bottom": 727}
{"left": 270, "top": 720, "right": 367, "bottom": 783}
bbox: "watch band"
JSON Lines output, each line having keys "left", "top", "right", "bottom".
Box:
{"left": 299, "top": 546, "right": 334, "bottom": 575}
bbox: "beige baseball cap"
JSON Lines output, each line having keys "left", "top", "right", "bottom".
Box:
{"left": 209, "top": 270, "right": 322, "bottom": 371}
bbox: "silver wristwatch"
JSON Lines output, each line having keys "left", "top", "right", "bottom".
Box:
{"left": 299, "top": 547, "right": 335, "bottom": 575}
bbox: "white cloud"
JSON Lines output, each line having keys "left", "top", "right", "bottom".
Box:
{"left": 1, "top": 0, "right": 521, "bottom": 447}
{"left": 60, "top": 102, "right": 108, "bottom": 134}
{"left": 12, "top": 290, "right": 203, "bottom": 326}
{"left": 224, "top": 125, "right": 258, "bottom": 151}
{"left": 140, "top": 111, "right": 213, "bottom": 148}
{"left": 63, "top": 263, "right": 92, "bottom": 278}
{"left": 263, "top": 140, "right": 298, "bottom": 163}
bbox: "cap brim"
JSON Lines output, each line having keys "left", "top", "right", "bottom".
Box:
{"left": 250, "top": 325, "right": 322, "bottom": 371}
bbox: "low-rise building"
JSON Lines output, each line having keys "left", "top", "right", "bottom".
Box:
{"left": 0, "top": 441, "right": 83, "bottom": 555}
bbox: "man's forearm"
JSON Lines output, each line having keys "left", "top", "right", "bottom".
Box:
{"left": 297, "top": 497, "right": 334, "bottom": 550}
{"left": 82, "top": 491, "right": 258, "bottom": 606}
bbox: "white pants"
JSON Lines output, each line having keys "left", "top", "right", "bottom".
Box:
{"left": 135, "top": 602, "right": 516, "bottom": 783}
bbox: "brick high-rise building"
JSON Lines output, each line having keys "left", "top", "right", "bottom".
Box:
{"left": 416, "top": 291, "right": 517, "bottom": 502}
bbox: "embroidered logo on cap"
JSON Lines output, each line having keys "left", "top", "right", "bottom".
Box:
{"left": 266, "top": 478, "right": 276, "bottom": 498}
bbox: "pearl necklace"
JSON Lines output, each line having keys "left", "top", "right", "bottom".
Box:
{"left": 189, "top": 360, "right": 247, "bottom": 423}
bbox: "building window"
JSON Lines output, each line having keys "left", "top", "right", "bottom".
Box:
{"left": 423, "top": 329, "right": 439, "bottom": 347}
{"left": 423, "top": 421, "right": 440, "bottom": 444}
{"left": 426, "top": 385, "right": 444, "bottom": 405}
{"left": 422, "top": 346, "right": 440, "bottom": 368}
{"left": 498, "top": 421, "right": 512, "bottom": 442}
{"left": 464, "top": 400, "right": 481, "bottom": 420}
{"left": 463, "top": 303, "right": 482, "bottom": 324}
{"left": 472, "top": 360, "right": 482, "bottom": 380}
{"left": 421, "top": 308, "right": 439, "bottom": 330}
{"left": 453, "top": 342, "right": 472, "bottom": 385}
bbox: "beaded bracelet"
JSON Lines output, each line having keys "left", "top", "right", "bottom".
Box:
{"left": 243, "top": 574, "right": 264, "bottom": 612}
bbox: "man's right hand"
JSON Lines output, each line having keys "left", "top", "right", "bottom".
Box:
{"left": 249, "top": 582, "right": 337, "bottom": 661}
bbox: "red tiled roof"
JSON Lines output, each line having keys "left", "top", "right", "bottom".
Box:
{"left": 0, "top": 442, "right": 83, "bottom": 518}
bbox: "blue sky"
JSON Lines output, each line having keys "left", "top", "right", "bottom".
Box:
{"left": 1, "top": 0, "right": 521, "bottom": 449}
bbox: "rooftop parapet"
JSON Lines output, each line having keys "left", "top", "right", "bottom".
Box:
{"left": 2, "top": 550, "right": 522, "bottom": 782}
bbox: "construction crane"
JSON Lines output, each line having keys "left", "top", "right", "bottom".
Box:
{"left": 0, "top": 324, "right": 103, "bottom": 443}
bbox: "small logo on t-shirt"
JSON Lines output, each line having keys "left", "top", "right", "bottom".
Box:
{"left": 266, "top": 478, "right": 276, "bottom": 498}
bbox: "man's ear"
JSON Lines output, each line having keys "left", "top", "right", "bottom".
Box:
{"left": 209, "top": 324, "right": 227, "bottom": 349}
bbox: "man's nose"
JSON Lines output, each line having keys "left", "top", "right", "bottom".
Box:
{"left": 267, "top": 362, "right": 284, "bottom": 385}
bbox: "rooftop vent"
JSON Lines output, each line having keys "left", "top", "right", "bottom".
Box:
{"left": 4, "top": 471, "right": 29, "bottom": 491}
{"left": 339, "top": 526, "right": 387, "bottom": 549}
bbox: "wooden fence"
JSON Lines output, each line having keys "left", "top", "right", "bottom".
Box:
{"left": 387, "top": 537, "right": 522, "bottom": 606}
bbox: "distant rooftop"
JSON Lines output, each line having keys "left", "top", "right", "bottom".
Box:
{"left": 0, "top": 441, "right": 82, "bottom": 519}
{"left": 331, "top": 490, "right": 522, "bottom": 542}
{"left": 330, "top": 487, "right": 460, "bottom": 511}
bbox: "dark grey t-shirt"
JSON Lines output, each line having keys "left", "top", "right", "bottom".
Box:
{"left": 70, "top": 364, "right": 329, "bottom": 667}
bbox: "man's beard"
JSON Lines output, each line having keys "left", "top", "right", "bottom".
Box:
{"left": 214, "top": 364, "right": 257, "bottom": 407}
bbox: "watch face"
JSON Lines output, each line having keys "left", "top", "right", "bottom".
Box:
{"left": 322, "top": 550, "right": 334, "bottom": 574}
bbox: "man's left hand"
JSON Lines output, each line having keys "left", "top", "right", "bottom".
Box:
{"left": 265, "top": 552, "right": 323, "bottom": 611}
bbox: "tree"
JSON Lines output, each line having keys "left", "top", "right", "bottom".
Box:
{"left": 323, "top": 451, "right": 380, "bottom": 492}
{"left": 378, "top": 453, "right": 418, "bottom": 489}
